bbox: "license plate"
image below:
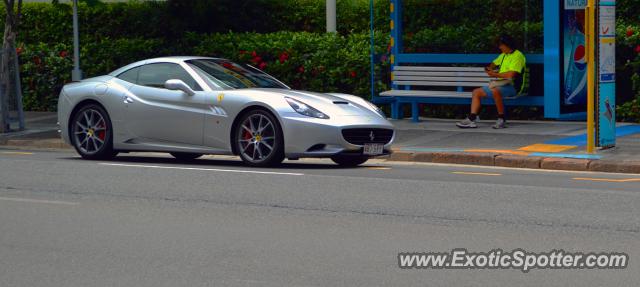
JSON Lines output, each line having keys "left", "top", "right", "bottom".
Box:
{"left": 363, "top": 143, "right": 384, "bottom": 156}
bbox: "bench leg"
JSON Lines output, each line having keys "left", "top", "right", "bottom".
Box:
{"left": 411, "top": 101, "right": 420, "bottom": 122}
{"left": 391, "top": 101, "right": 400, "bottom": 119}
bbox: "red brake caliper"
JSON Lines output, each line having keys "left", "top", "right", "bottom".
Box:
{"left": 243, "top": 129, "right": 252, "bottom": 149}
{"left": 97, "top": 122, "right": 106, "bottom": 141}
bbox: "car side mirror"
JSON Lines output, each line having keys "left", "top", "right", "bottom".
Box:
{"left": 164, "top": 79, "right": 195, "bottom": 96}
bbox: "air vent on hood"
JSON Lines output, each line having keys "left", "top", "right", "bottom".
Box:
{"left": 333, "top": 101, "right": 349, "bottom": 105}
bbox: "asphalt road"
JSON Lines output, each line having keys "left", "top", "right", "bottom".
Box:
{"left": 0, "top": 148, "right": 639, "bottom": 286}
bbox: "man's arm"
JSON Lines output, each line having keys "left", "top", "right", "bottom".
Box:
{"left": 488, "top": 70, "right": 519, "bottom": 79}
{"left": 485, "top": 63, "right": 497, "bottom": 75}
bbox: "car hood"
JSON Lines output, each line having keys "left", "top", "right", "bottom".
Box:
{"left": 250, "top": 88, "right": 382, "bottom": 117}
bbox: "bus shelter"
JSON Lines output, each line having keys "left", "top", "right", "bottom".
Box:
{"left": 371, "top": 0, "right": 598, "bottom": 120}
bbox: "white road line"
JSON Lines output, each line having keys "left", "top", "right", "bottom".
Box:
{"left": 0, "top": 196, "right": 78, "bottom": 206}
{"left": 387, "top": 161, "right": 640, "bottom": 176}
{"left": 99, "top": 163, "right": 305, "bottom": 176}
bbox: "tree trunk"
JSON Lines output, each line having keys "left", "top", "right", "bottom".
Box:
{"left": 0, "top": 5, "right": 17, "bottom": 133}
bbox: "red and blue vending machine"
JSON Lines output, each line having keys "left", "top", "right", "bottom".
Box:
{"left": 560, "top": 0, "right": 616, "bottom": 148}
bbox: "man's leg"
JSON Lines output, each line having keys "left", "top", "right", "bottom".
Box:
{"left": 470, "top": 87, "right": 488, "bottom": 116}
{"left": 491, "top": 87, "right": 507, "bottom": 129}
{"left": 491, "top": 88, "right": 505, "bottom": 115}
{"left": 456, "top": 87, "right": 487, "bottom": 128}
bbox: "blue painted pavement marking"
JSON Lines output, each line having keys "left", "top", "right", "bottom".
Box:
{"left": 546, "top": 125, "right": 640, "bottom": 147}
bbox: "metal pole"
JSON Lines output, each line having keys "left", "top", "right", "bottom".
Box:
{"left": 586, "top": 0, "right": 596, "bottom": 153}
{"left": 524, "top": 0, "right": 528, "bottom": 51}
{"left": 13, "top": 49, "right": 24, "bottom": 130}
{"left": 326, "top": 0, "right": 336, "bottom": 33}
{"left": 369, "top": 0, "right": 375, "bottom": 101}
{"left": 72, "top": 0, "right": 82, "bottom": 81}
{"left": 0, "top": 49, "right": 7, "bottom": 132}
{"left": 0, "top": 71, "right": 6, "bottom": 132}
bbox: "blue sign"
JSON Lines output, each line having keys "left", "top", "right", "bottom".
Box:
{"left": 597, "top": 1, "right": 616, "bottom": 148}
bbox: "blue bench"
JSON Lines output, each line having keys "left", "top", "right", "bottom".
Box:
{"left": 376, "top": 65, "right": 543, "bottom": 122}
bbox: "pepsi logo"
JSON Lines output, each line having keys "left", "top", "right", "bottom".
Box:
{"left": 573, "top": 45, "right": 587, "bottom": 71}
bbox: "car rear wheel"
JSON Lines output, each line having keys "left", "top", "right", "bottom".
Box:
{"left": 331, "top": 155, "right": 369, "bottom": 167}
{"left": 235, "top": 109, "right": 284, "bottom": 167}
{"left": 70, "top": 104, "right": 117, "bottom": 160}
{"left": 170, "top": 152, "right": 203, "bottom": 161}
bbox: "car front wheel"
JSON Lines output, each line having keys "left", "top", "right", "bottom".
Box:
{"left": 70, "top": 104, "right": 117, "bottom": 160}
{"left": 235, "top": 109, "right": 284, "bottom": 167}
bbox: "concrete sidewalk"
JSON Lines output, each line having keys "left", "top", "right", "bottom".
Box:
{"left": 0, "top": 112, "right": 67, "bottom": 149}
{"left": 2, "top": 112, "right": 640, "bottom": 173}
{"left": 390, "top": 118, "right": 640, "bottom": 173}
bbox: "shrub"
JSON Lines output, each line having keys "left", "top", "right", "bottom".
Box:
{"left": 616, "top": 23, "right": 640, "bottom": 122}
{"left": 19, "top": 42, "right": 73, "bottom": 111}
{"left": 19, "top": 38, "right": 168, "bottom": 111}
{"left": 19, "top": 32, "right": 390, "bottom": 111}
{"left": 6, "top": 0, "right": 547, "bottom": 43}
{"left": 190, "top": 31, "right": 390, "bottom": 96}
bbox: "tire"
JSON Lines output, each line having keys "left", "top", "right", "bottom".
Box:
{"left": 170, "top": 152, "right": 203, "bottom": 161}
{"left": 331, "top": 155, "right": 369, "bottom": 167}
{"left": 234, "top": 109, "right": 284, "bottom": 167}
{"left": 70, "top": 103, "right": 117, "bottom": 160}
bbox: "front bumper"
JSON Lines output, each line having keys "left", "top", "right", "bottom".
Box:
{"left": 280, "top": 113, "right": 395, "bottom": 158}
{"left": 57, "top": 92, "right": 72, "bottom": 145}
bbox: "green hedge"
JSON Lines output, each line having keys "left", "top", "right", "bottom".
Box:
{"left": 11, "top": 0, "right": 388, "bottom": 43}
{"left": 19, "top": 32, "right": 391, "bottom": 111}
{"left": 617, "top": 23, "right": 640, "bottom": 122}
{"left": 190, "top": 32, "right": 391, "bottom": 96}
{"left": 11, "top": 1, "right": 548, "bottom": 44}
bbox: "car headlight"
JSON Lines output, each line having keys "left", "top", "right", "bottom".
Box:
{"left": 285, "top": 97, "right": 329, "bottom": 119}
{"left": 365, "top": 101, "right": 386, "bottom": 118}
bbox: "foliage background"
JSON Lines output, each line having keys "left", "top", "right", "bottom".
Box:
{"left": 5, "top": 0, "right": 640, "bottom": 121}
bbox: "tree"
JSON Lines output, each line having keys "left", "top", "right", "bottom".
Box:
{"left": 0, "top": 0, "right": 23, "bottom": 132}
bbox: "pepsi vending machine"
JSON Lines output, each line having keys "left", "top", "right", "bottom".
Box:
{"left": 561, "top": 0, "right": 616, "bottom": 147}
{"left": 561, "top": 0, "right": 588, "bottom": 113}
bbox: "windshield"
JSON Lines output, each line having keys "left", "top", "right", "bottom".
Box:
{"left": 187, "top": 59, "right": 289, "bottom": 90}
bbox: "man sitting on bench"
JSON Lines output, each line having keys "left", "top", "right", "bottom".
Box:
{"left": 456, "top": 35, "right": 526, "bottom": 129}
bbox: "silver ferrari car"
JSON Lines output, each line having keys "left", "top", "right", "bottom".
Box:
{"left": 58, "top": 57, "right": 395, "bottom": 166}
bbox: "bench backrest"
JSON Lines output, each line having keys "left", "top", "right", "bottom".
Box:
{"left": 392, "top": 66, "right": 489, "bottom": 88}
{"left": 392, "top": 66, "right": 529, "bottom": 97}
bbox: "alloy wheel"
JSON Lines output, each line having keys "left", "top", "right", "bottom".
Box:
{"left": 73, "top": 108, "right": 107, "bottom": 155}
{"left": 237, "top": 113, "right": 278, "bottom": 164}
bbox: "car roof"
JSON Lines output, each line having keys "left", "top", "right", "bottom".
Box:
{"left": 108, "top": 56, "right": 223, "bottom": 76}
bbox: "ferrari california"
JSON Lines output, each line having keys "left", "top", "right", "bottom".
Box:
{"left": 58, "top": 57, "right": 395, "bottom": 166}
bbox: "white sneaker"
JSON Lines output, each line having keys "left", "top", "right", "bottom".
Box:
{"left": 456, "top": 117, "right": 478, "bottom": 128}
{"left": 492, "top": 118, "right": 506, "bottom": 129}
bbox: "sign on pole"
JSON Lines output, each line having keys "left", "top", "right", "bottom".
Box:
{"left": 596, "top": 0, "right": 616, "bottom": 148}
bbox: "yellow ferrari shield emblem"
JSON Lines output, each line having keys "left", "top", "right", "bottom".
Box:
{"left": 217, "top": 93, "right": 224, "bottom": 102}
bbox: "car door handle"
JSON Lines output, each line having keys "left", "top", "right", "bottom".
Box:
{"left": 123, "top": 96, "right": 134, "bottom": 104}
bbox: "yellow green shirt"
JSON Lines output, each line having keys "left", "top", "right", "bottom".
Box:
{"left": 492, "top": 50, "right": 526, "bottom": 74}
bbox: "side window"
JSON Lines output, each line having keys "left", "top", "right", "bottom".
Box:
{"left": 116, "top": 67, "right": 140, "bottom": 84}
{"left": 137, "top": 63, "right": 202, "bottom": 91}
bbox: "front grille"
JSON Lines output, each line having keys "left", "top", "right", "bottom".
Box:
{"left": 342, "top": 128, "right": 394, "bottom": 145}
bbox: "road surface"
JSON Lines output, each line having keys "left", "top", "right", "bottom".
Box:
{"left": 0, "top": 148, "right": 638, "bottom": 286}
